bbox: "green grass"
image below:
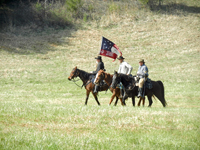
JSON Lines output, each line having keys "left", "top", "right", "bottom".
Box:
{"left": 0, "top": 0, "right": 200, "bottom": 149}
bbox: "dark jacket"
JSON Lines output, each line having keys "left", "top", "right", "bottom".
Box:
{"left": 93, "top": 61, "right": 104, "bottom": 74}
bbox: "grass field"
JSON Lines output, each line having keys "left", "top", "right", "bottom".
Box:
{"left": 0, "top": 1, "right": 200, "bottom": 149}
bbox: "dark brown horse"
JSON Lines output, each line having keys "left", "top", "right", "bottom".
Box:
{"left": 111, "top": 71, "right": 167, "bottom": 107}
{"left": 94, "top": 70, "right": 145, "bottom": 106}
{"left": 68, "top": 67, "right": 111, "bottom": 105}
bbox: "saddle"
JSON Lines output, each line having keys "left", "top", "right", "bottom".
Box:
{"left": 145, "top": 78, "right": 153, "bottom": 89}
{"left": 91, "top": 75, "right": 107, "bottom": 86}
{"left": 135, "top": 77, "right": 153, "bottom": 89}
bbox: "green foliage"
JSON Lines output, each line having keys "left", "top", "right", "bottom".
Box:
{"left": 65, "top": 0, "right": 83, "bottom": 18}
{"left": 138, "top": 0, "right": 149, "bottom": 5}
{"left": 35, "top": 2, "right": 43, "bottom": 12}
{"left": 83, "top": 13, "right": 87, "bottom": 22}
{"left": 108, "top": 2, "right": 120, "bottom": 13}
{"left": 138, "top": 0, "right": 164, "bottom": 8}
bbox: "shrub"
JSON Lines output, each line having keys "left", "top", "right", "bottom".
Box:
{"left": 65, "top": 0, "right": 83, "bottom": 19}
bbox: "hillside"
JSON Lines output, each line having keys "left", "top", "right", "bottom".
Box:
{"left": 0, "top": 0, "right": 200, "bottom": 149}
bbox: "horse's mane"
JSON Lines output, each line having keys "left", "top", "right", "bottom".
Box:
{"left": 104, "top": 71, "right": 113, "bottom": 77}
{"left": 77, "top": 69, "right": 94, "bottom": 80}
{"left": 117, "top": 74, "right": 136, "bottom": 87}
{"left": 120, "top": 74, "right": 135, "bottom": 82}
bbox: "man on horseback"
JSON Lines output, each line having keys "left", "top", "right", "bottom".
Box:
{"left": 137, "top": 59, "right": 148, "bottom": 98}
{"left": 117, "top": 56, "right": 133, "bottom": 98}
{"left": 93, "top": 56, "right": 105, "bottom": 93}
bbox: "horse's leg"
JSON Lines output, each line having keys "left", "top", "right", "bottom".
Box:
{"left": 142, "top": 97, "right": 145, "bottom": 107}
{"left": 122, "top": 96, "right": 126, "bottom": 106}
{"left": 109, "top": 93, "right": 116, "bottom": 105}
{"left": 147, "top": 95, "right": 153, "bottom": 107}
{"left": 85, "top": 90, "right": 90, "bottom": 105}
{"left": 122, "top": 95, "right": 127, "bottom": 106}
{"left": 114, "top": 96, "right": 118, "bottom": 106}
{"left": 132, "top": 96, "right": 135, "bottom": 107}
{"left": 137, "top": 97, "right": 142, "bottom": 106}
{"left": 92, "top": 92, "right": 100, "bottom": 106}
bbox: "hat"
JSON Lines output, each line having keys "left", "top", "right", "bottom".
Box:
{"left": 95, "top": 56, "right": 102, "bottom": 60}
{"left": 139, "top": 59, "right": 145, "bottom": 63}
{"left": 117, "top": 56, "right": 125, "bottom": 60}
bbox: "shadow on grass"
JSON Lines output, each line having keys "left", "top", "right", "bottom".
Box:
{"left": 0, "top": 1, "right": 78, "bottom": 55}
{"left": 151, "top": 3, "right": 200, "bottom": 15}
{"left": 0, "top": 26, "right": 77, "bottom": 55}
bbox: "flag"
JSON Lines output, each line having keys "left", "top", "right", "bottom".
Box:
{"left": 99, "top": 37, "right": 122, "bottom": 61}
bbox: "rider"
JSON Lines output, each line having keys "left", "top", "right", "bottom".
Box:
{"left": 117, "top": 56, "right": 133, "bottom": 97}
{"left": 93, "top": 56, "right": 105, "bottom": 93}
{"left": 137, "top": 59, "right": 148, "bottom": 98}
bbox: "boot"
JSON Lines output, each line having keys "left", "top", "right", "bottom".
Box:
{"left": 93, "top": 85, "right": 99, "bottom": 94}
{"left": 137, "top": 88, "right": 143, "bottom": 98}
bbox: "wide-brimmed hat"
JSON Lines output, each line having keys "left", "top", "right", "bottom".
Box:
{"left": 95, "top": 56, "right": 102, "bottom": 60}
{"left": 117, "top": 56, "right": 125, "bottom": 60}
{"left": 139, "top": 59, "right": 145, "bottom": 63}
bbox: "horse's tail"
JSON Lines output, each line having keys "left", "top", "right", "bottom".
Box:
{"left": 157, "top": 81, "right": 167, "bottom": 107}
{"left": 152, "top": 95, "right": 156, "bottom": 100}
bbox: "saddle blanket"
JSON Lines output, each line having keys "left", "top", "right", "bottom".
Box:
{"left": 145, "top": 78, "right": 153, "bottom": 89}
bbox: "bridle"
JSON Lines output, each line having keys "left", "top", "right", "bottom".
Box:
{"left": 71, "top": 68, "right": 79, "bottom": 79}
{"left": 70, "top": 68, "right": 92, "bottom": 88}
{"left": 69, "top": 68, "right": 82, "bottom": 87}
{"left": 111, "top": 74, "right": 121, "bottom": 89}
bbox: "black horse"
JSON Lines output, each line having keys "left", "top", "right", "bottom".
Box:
{"left": 111, "top": 71, "right": 167, "bottom": 107}
{"left": 68, "top": 67, "right": 117, "bottom": 105}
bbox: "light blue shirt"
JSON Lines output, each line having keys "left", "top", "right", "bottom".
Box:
{"left": 137, "top": 64, "right": 148, "bottom": 78}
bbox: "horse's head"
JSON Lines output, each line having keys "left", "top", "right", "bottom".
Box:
{"left": 94, "top": 70, "right": 105, "bottom": 85}
{"left": 111, "top": 71, "right": 121, "bottom": 89}
{"left": 68, "top": 66, "right": 79, "bottom": 80}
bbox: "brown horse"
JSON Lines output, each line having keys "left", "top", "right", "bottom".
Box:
{"left": 68, "top": 67, "right": 113, "bottom": 105}
{"left": 94, "top": 70, "right": 144, "bottom": 106}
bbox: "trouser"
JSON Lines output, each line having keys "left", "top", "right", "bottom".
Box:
{"left": 139, "top": 78, "right": 145, "bottom": 88}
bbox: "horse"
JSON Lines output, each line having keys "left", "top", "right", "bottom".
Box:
{"left": 94, "top": 70, "right": 144, "bottom": 106}
{"left": 68, "top": 67, "right": 114, "bottom": 105}
{"left": 111, "top": 71, "right": 167, "bottom": 107}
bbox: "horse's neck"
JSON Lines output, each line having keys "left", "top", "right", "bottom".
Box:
{"left": 78, "top": 69, "right": 90, "bottom": 84}
{"left": 104, "top": 73, "right": 113, "bottom": 86}
{"left": 121, "top": 76, "right": 130, "bottom": 87}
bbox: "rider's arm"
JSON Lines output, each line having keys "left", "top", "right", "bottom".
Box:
{"left": 93, "top": 62, "right": 104, "bottom": 74}
{"left": 118, "top": 65, "right": 121, "bottom": 73}
{"left": 125, "top": 62, "right": 133, "bottom": 75}
{"left": 137, "top": 66, "right": 148, "bottom": 78}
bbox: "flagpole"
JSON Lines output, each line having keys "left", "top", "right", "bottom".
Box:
{"left": 99, "top": 36, "right": 103, "bottom": 56}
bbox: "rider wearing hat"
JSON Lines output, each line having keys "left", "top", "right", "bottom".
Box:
{"left": 93, "top": 56, "right": 104, "bottom": 74}
{"left": 117, "top": 56, "right": 133, "bottom": 98}
{"left": 117, "top": 56, "right": 133, "bottom": 75}
{"left": 137, "top": 59, "right": 148, "bottom": 98}
{"left": 93, "top": 56, "right": 105, "bottom": 93}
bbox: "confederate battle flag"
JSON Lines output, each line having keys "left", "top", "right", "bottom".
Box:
{"left": 99, "top": 37, "right": 122, "bottom": 61}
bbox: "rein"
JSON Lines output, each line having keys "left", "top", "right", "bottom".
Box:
{"left": 72, "top": 78, "right": 83, "bottom": 88}
{"left": 72, "top": 78, "right": 92, "bottom": 88}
